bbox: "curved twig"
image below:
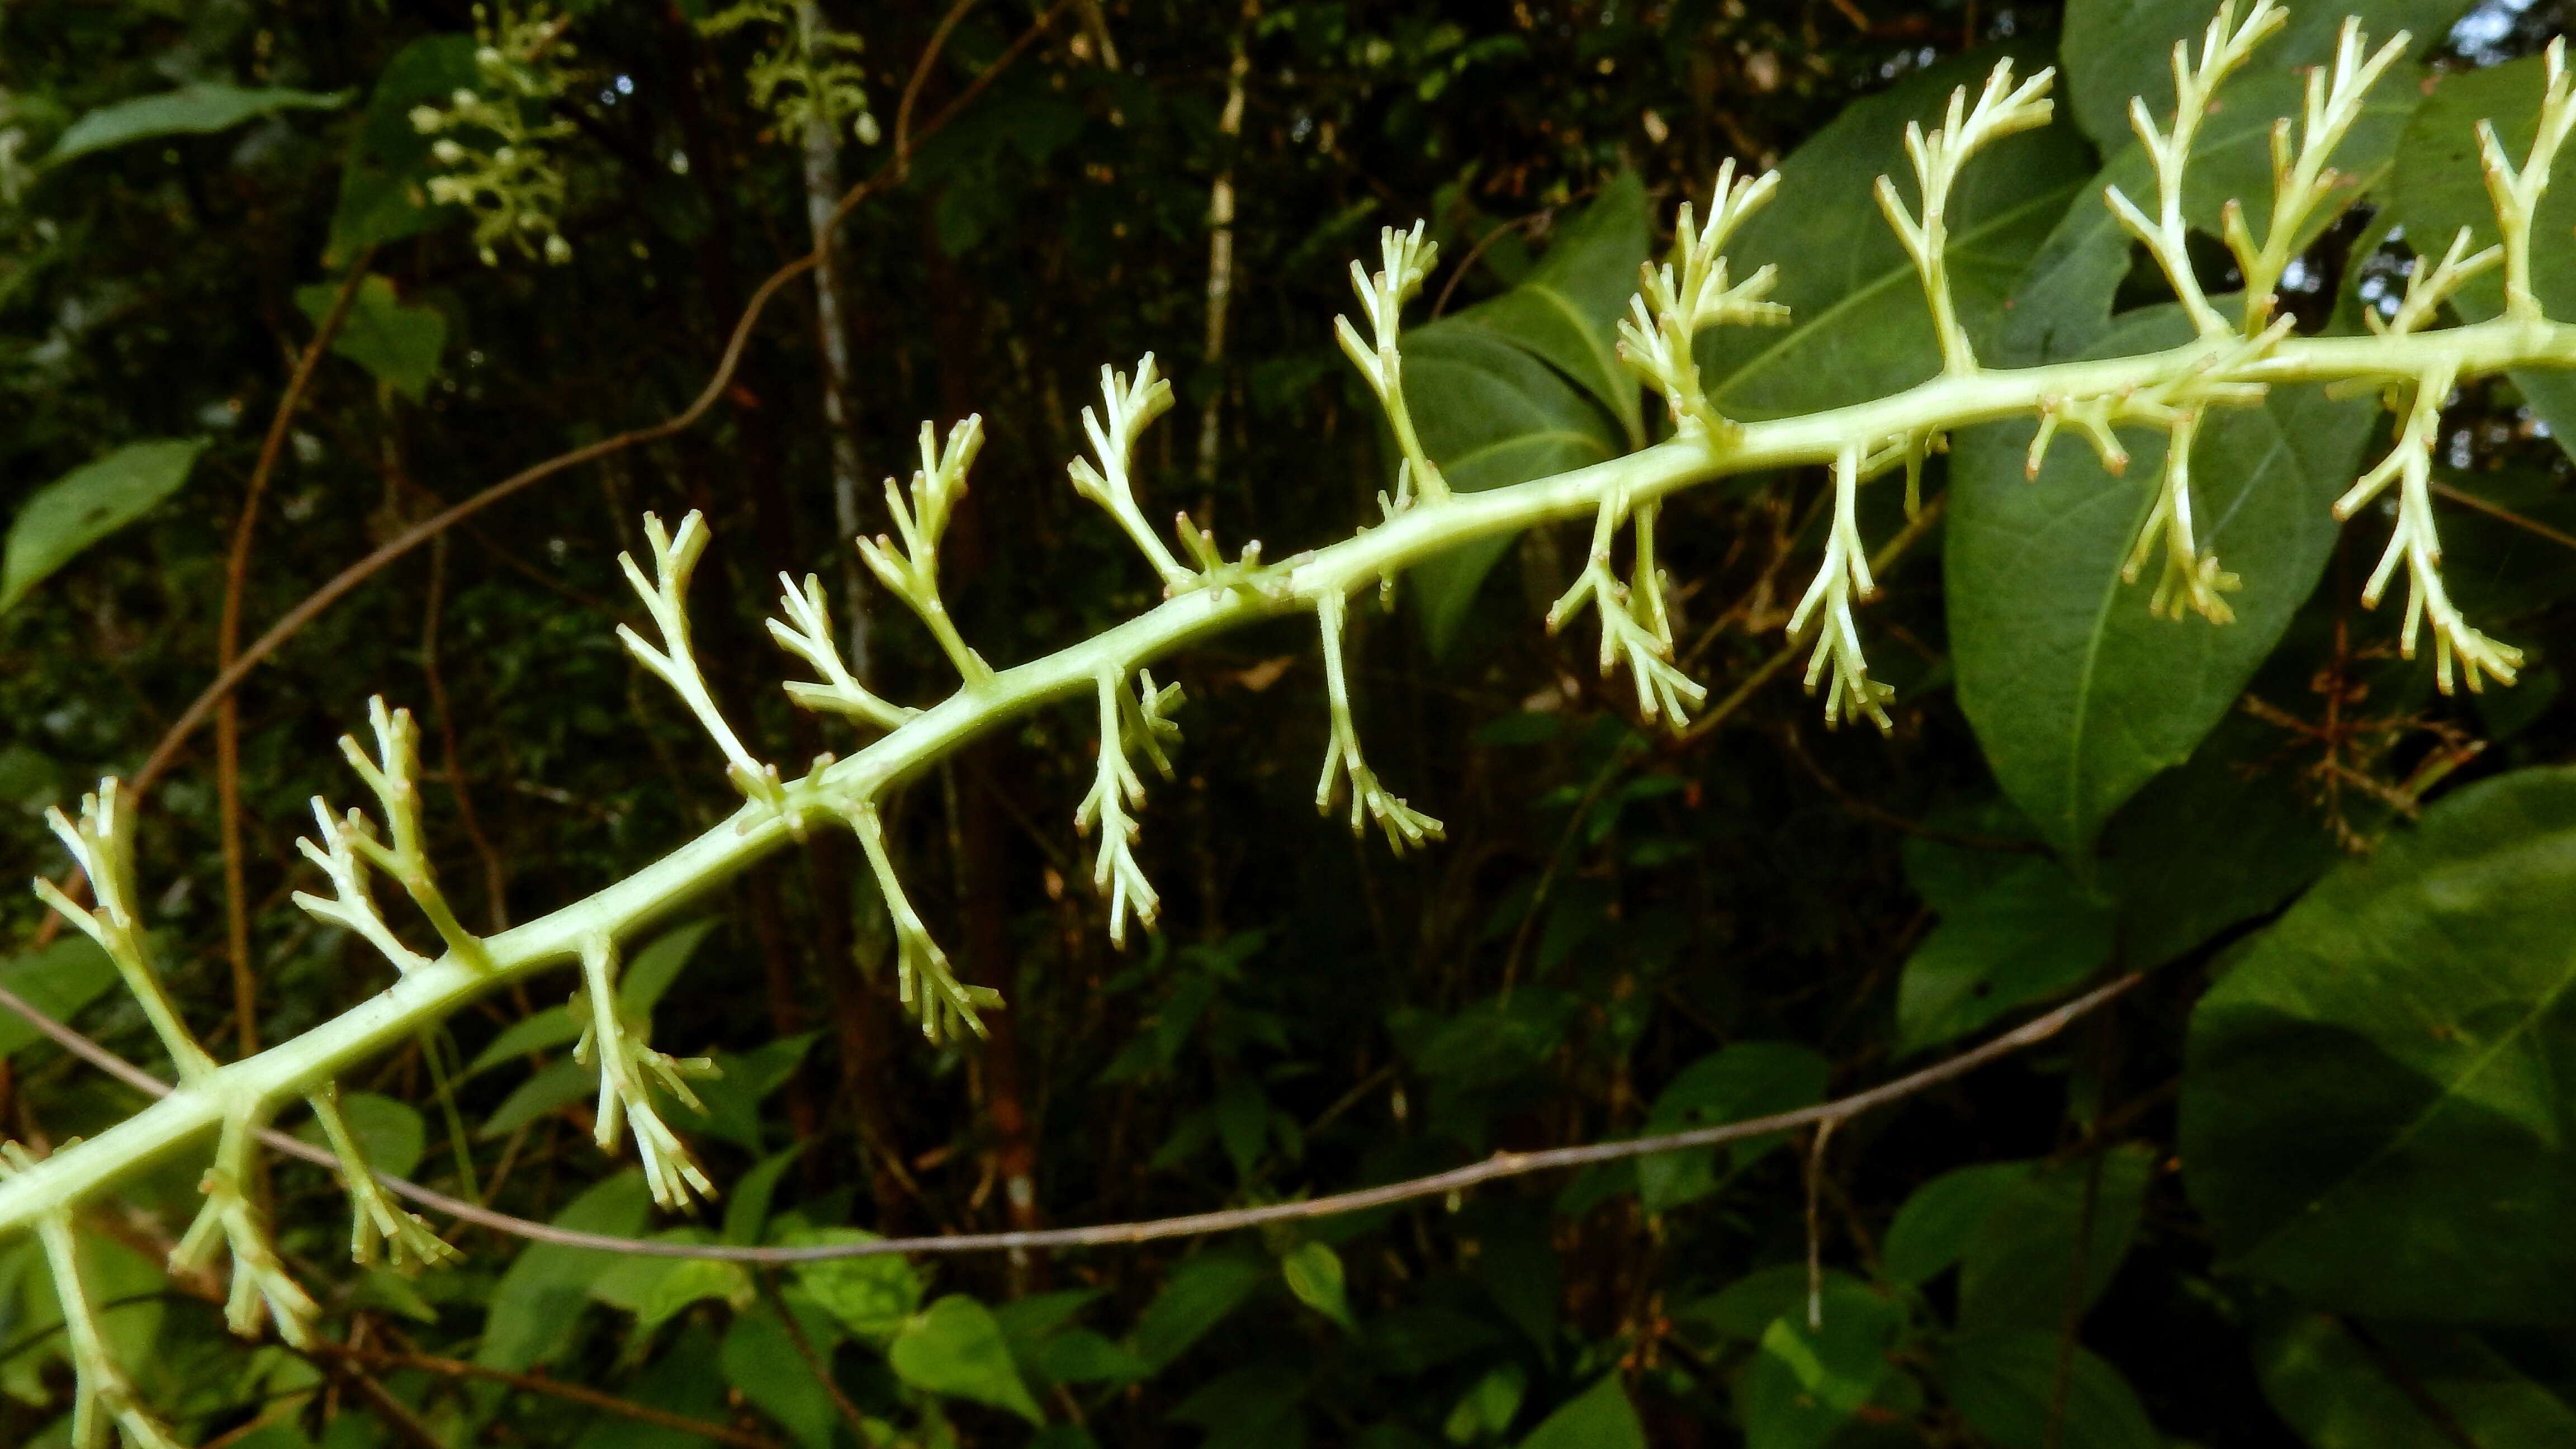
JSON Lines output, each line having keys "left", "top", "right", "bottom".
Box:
{"left": 0, "top": 972, "right": 2137, "bottom": 1262}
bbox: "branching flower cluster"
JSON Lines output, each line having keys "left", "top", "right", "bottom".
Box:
{"left": 700, "top": 1, "right": 882, "bottom": 149}
{"left": 12, "top": 10, "right": 2576, "bottom": 1438}
{"left": 409, "top": 2, "right": 582, "bottom": 267}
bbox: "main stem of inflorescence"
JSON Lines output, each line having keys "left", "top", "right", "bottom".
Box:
{"left": 5, "top": 315, "right": 2573, "bottom": 1238}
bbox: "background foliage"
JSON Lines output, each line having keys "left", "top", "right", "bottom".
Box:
{"left": 5, "top": 0, "right": 2576, "bottom": 1445}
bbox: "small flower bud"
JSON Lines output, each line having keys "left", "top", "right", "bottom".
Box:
{"left": 431, "top": 139, "right": 466, "bottom": 165}
{"left": 856, "top": 112, "right": 881, "bottom": 145}
{"left": 544, "top": 234, "right": 572, "bottom": 266}
{"left": 409, "top": 105, "right": 442, "bottom": 134}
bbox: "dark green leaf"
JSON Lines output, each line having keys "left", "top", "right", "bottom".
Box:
{"left": 1959, "top": 1145, "right": 2153, "bottom": 1332}
{"left": 1130, "top": 1252, "right": 1263, "bottom": 1373}
{"left": 1400, "top": 324, "right": 1623, "bottom": 655}
{"left": 477, "top": 1172, "right": 650, "bottom": 1371}
{"left": 1936, "top": 1329, "right": 2161, "bottom": 1449}
{"left": 2254, "top": 1311, "right": 2576, "bottom": 1447}
{"left": 1635, "top": 1041, "right": 1830, "bottom": 1213}
{"left": 2000, "top": 68, "right": 2425, "bottom": 367}
{"left": 1735, "top": 1280, "right": 1906, "bottom": 1449}
{"left": 1949, "top": 306, "right": 2371, "bottom": 854}
{"left": 1517, "top": 1374, "right": 1645, "bottom": 1449}
{"left": 1039, "top": 1329, "right": 1148, "bottom": 1386}
{"left": 477, "top": 1057, "right": 593, "bottom": 1140}
{"left": 1437, "top": 171, "right": 1650, "bottom": 444}
{"left": 328, "top": 37, "right": 478, "bottom": 262}
{"left": 2103, "top": 711, "right": 2352, "bottom": 968}
{"left": 1882, "top": 1160, "right": 2037, "bottom": 1286}
{"left": 721, "top": 1304, "right": 840, "bottom": 1449}
{"left": 1897, "top": 858, "right": 2114, "bottom": 1053}
{"left": 3, "top": 439, "right": 208, "bottom": 613}
{"left": 2181, "top": 766, "right": 2576, "bottom": 1323}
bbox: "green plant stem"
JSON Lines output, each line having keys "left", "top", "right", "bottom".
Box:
{"left": 7, "top": 317, "right": 2575, "bottom": 1234}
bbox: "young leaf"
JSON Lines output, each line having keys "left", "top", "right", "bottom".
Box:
{"left": 889, "top": 1295, "right": 1046, "bottom": 1425}
{"left": 1280, "top": 1242, "right": 1354, "bottom": 1331}
{"left": 294, "top": 276, "right": 448, "bottom": 402}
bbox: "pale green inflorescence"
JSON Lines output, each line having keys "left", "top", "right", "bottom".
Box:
{"left": 13, "top": 10, "right": 2576, "bottom": 1439}
{"left": 408, "top": 2, "right": 585, "bottom": 268}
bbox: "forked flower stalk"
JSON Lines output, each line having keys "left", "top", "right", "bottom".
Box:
{"left": 293, "top": 798, "right": 434, "bottom": 977}
{"left": 1616, "top": 158, "right": 1788, "bottom": 435}
{"left": 1075, "top": 668, "right": 1186, "bottom": 945}
{"left": 1069, "top": 354, "right": 1195, "bottom": 589}
{"left": 1789, "top": 443, "right": 1895, "bottom": 732}
{"left": 1546, "top": 495, "right": 1707, "bottom": 731}
{"left": 169, "top": 1114, "right": 319, "bottom": 1347}
{"left": 769, "top": 571, "right": 913, "bottom": 731}
{"left": 1875, "top": 57, "right": 2056, "bottom": 372}
{"left": 859, "top": 419, "right": 996, "bottom": 687}
{"left": 2122, "top": 412, "right": 2242, "bottom": 623}
{"left": 573, "top": 934, "right": 718, "bottom": 1210}
{"left": 2106, "top": 0, "right": 2291, "bottom": 337}
{"left": 2365, "top": 226, "right": 2502, "bottom": 338}
{"left": 3, "top": 1145, "right": 187, "bottom": 1449}
{"left": 2476, "top": 36, "right": 2576, "bottom": 323}
{"left": 32, "top": 782, "right": 216, "bottom": 1084}
{"left": 2220, "top": 16, "right": 2408, "bottom": 334}
{"left": 308, "top": 1083, "right": 457, "bottom": 1271}
{"left": 2333, "top": 362, "right": 2523, "bottom": 693}
{"left": 845, "top": 801, "right": 1002, "bottom": 1043}
{"left": 293, "top": 696, "right": 488, "bottom": 973}
{"left": 1314, "top": 591, "right": 1443, "bottom": 851}
{"left": 1335, "top": 222, "right": 1448, "bottom": 509}
{"left": 619, "top": 511, "right": 790, "bottom": 812}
